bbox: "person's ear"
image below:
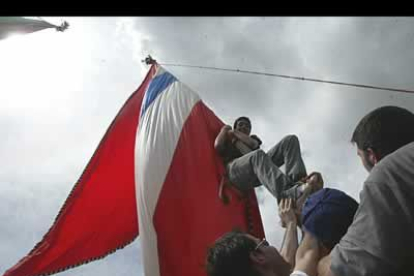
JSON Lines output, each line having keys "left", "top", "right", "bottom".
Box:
{"left": 366, "top": 148, "right": 380, "bottom": 165}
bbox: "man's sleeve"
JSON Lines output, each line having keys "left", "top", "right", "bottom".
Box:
{"left": 330, "top": 181, "right": 405, "bottom": 276}
{"left": 331, "top": 239, "right": 394, "bottom": 276}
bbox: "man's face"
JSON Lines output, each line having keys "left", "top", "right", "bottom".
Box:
{"left": 357, "top": 148, "right": 375, "bottom": 172}
{"left": 235, "top": 119, "right": 252, "bottom": 135}
{"left": 246, "top": 234, "right": 287, "bottom": 272}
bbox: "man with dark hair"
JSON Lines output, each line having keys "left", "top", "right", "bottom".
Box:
{"left": 302, "top": 105, "right": 414, "bottom": 276}
{"left": 215, "top": 117, "right": 322, "bottom": 203}
{"left": 206, "top": 189, "right": 359, "bottom": 276}
{"left": 205, "top": 231, "right": 289, "bottom": 276}
{"left": 206, "top": 198, "right": 298, "bottom": 276}
{"left": 351, "top": 105, "right": 414, "bottom": 171}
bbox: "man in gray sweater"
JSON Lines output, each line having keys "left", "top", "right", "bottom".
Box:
{"left": 299, "top": 106, "right": 414, "bottom": 276}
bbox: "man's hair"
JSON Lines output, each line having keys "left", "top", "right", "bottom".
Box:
{"left": 206, "top": 231, "right": 260, "bottom": 276}
{"left": 351, "top": 106, "right": 414, "bottom": 159}
{"left": 233, "top": 116, "right": 251, "bottom": 129}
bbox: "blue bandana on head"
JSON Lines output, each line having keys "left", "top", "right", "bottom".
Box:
{"left": 302, "top": 188, "right": 359, "bottom": 249}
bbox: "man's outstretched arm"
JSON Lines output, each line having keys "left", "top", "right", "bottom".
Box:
{"left": 279, "top": 198, "right": 299, "bottom": 268}
{"left": 293, "top": 231, "right": 320, "bottom": 276}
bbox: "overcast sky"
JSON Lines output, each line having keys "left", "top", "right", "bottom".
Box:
{"left": 1, "top": 17, "right": 414, "bottom": 276}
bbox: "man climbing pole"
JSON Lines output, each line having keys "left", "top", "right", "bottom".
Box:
{"left": 214, "top": 116, "right": 323, "bottom": 204}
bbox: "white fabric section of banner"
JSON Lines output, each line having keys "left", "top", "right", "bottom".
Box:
{"left": 134, "top": 67, "right": 200, "bottom": 276}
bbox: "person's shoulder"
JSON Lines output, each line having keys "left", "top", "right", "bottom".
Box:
{"left": 221, "top": 125, "right": 232, "bottom": 131}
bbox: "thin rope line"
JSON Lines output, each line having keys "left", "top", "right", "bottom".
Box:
{"left": 159, "top": 62, "right": 414, "bottom": 94}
